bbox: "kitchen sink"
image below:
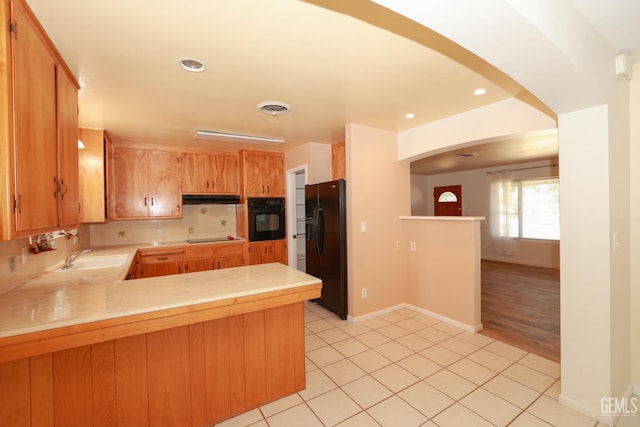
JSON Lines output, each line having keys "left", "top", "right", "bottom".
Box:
{"left": 63, "top": 255, "right": 128, "bottom": 270}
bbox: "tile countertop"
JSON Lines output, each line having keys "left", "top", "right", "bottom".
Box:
{"left": 0, "top": 244, "right": 321, "bottom": 341}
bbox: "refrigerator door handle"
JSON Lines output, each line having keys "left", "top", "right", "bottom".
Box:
{"left": 316, "top": 207, "right": 325, "bottom": 255}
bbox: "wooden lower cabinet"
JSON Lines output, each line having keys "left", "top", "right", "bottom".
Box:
{"left": 0, "top": 302, "right": 305, "bottom": 427}
{"left": 248, "top": 240, "right": 287, "bottom": 265}
{"left": 138, "top": 249, "right": 184, "bottom": 278}
{"left": 184, "top": 242, "right": 245, "bottom": 273}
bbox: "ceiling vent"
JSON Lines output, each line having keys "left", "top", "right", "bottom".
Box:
{"left": 257, "top": 101, "right": 291, "bottom": 116}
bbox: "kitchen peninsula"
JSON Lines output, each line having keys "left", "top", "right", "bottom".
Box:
{"left": 0, "top": 246, "right": 321, "bottom": 426}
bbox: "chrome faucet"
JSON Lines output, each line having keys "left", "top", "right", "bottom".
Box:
{"left": 62, "top": 248, "right": 92, "bottom": 270}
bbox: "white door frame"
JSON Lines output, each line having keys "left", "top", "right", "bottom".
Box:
{"left": 286, "top": 164, "right": 308, "bottom": 268}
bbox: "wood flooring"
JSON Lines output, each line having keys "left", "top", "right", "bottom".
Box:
{"left": 480, "top": 259, "right": 560, "bottom": 362}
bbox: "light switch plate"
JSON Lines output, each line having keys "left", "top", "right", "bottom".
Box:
{"left": 360, "top": 221, "right": 367, "bottom": 232}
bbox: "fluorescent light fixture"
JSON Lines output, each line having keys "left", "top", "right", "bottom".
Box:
{"left": 193, "top": 130, "right": 285, "bottom": 145}
{"left": 405, "top": 113, "right": 415, "bottom": 119}
{"left": 473, "top": 88, "right": 487, "bottom": 96}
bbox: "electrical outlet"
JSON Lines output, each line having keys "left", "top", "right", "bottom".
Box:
{"left": 395, "top": 241, "right": 400, "bottom": 250}
{"left": 410, "top": 241, "right": 417, "bottom": 251}
{"left": 188, "top": 227, "right": 194, "bottom": 234}
{"left": 360, "top": 221, "right": 367, "bottom": 232}
{"left": 361, "top": 288, "right": 368, "bottom": 299}
{"left": 156, "top": 229, "right": 162, "bottom": 237}
{"left": 8, "top": 255, "right": 16, "bottom": 272}
{"left": 118, "top": 231, "right": 126, "bottom": 237}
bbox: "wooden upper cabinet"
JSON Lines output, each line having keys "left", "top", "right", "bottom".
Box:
{"left": 181, "top": 151, "right": 239, "bottom": 195}
{"left": 112, "top": 146, "right": 181, "bottom": 219}
{"left": 12, "top": 0, "right": 58, "bottom": 233}
{"left": 241, "top": 150, "right": 285, "bottom": 197}
{"left": 57, "top": 67, "right": 80, "bottom": 227}
{"left": 332, "top": 141, "right": 346, "bottom": 181}
{"left": 7, "top": 0, "right": 79, "bottom": 236}
{"left": 79, "top": 129, "right": 110, "bottom": 223}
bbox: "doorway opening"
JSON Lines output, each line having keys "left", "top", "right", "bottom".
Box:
{"left": 286, "top": 166, "right": 307, "bottom": 271}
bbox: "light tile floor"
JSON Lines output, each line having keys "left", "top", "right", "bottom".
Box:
{"left": 217, "top": 302, "right": 636, "bottom": 427}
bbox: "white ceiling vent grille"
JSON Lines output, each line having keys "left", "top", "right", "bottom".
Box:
{"left": 257, "top": 101, "right": 291, "bottom": 116}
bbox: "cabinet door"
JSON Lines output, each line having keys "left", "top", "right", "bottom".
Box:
{"left": 243, "top": 152, "right": 266, "bottom": 197}
{"left": 217, "top": 255, "right": 245, "bottom": 269}
{"left": 212, "top": 153, "right": 239, "bottom": 194}
{"left": 148, "top": 150, "right": 181, "bottom": 218}
{"left": 269, "top": 240, "right": 288, "bottom": 264}
{"left": 248, "top": 240, "right": 286, "bottom": 265}
{"left": 57, "top": 68, "right": 79, "bottom": 227}
{"left": 12, "top": 0, "right": 58, "bottom": 232}
{"left": 185, "top": 258, "right": 214, "bottom": 273}
{"left": 266, "top": 154, "right": 285, "bottom": 196}
{"left": 181, "top": 152, "right": 210, "bottom": 193}
{"left": 139, "top": 251, "right": 184, "bottom": 278}
{"left": 248, "top": 242, "right": 268, "bottom": 265}
{"left": 113, "top": 148, "right": 148, "bottom": 218}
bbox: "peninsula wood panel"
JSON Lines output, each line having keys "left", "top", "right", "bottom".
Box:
{"left": 147, "top": 326, "right": 192, "bottom": 427}
{"left": 53, "top": 346, "right": 93, "bottom": 426}
{"left": 30, "top": 354, "right": 54, "bottom": 427}
{"left": 332, "top": 141, "right": 346, "bottom": 181}
{"left": 0, "top": 358, "right": 30, "bottom": 427}
{"left": 188, "top": 324, "right": 208, "bottom": 427}
{"left": 91, "top": 341, "right": 117, "bottom": 426}
{"left": 114, "top": 335, "right": 149, "bottom": 427}
{"left": 0, "top": 302, "right": 306, "bottom": 426}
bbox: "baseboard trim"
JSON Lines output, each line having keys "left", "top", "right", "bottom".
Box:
{"left": 349, "top": 303, "right": 480, "bottom": 334}
{"left": 559, "top": 384, "right": 640, "bottom": 426}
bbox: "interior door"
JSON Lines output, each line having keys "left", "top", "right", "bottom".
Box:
{"left": 434, "top": 185, "right": 462, "bottom": 216}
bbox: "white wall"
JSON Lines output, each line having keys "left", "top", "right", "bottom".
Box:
{"left": 398, "top": 99, "right": 556, "bottom": 162}
{"left": 631, "top": 62, "right": 640, "bottom": 393}
{"left": 285, "top": 142, "right": 331, "bottom": 185}
{"left": 375, "top": 2, "right": 633, "bottom": 422}
{"left": 346, "top": 124, "right": 411, "bottom": 317}
{"left": 411, "top": 160, "right": 560, "bottom": 268}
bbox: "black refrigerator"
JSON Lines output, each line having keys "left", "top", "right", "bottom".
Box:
{"left": 305, "top": 179, "right": 348, "bottom": 319}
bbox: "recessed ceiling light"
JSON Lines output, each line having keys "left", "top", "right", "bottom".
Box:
{"left": 473, "top": 88, "right": 487, "bottom": 96}
{"left": 177, "top": 57, "right": 206, "bottom": 73}
{"left": 405, "top": 113, "right": 416, "bottom": 119}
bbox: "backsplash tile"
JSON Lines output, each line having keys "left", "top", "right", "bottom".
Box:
{"left": 89, "top": 204, "right": 238, "bottom": 246}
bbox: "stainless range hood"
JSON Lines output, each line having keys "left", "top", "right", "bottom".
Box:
{"left": 182, "top": 194, "right": 241, "bottom": 204}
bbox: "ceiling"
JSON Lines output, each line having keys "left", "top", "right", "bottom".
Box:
{"left": 24, "top": 0, "right": 638, "bottom": 173}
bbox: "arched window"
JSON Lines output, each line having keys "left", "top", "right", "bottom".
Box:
{"left": 438, "top": 191, "right": 458, "bottom": 202}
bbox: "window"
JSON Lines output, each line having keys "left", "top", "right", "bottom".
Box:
{"left": 437, "top": 191, "right": 458, "bottom": 202}
{"left": 510, "top": 178, "right": 560, "bottom": 240}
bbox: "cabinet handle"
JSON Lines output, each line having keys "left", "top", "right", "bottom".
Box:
{"left": 212, "top": 180, "right": 215, "bottom": 189}
{"left": 144, "top": 197, "right": 148, "bottom": 206}
{"left": 158, "top": 257, "right": 168, "bottom": 260}
{"left": 206, "top": 180, "right": 210, "bottom": 189}
{"left": 267, "top": 185, "right": 270, "bottom": 193}
{"left": 151, "top": 197, "right": 155, "bottom": 206}
{"left": 264, "top": 246, "right": 267, "bottom": 254}
{"left": 16, "top": 195, "right": 21, "bottom": 213}
{"left": 262, "top": 185, "right": 265, "bottom": 193}
{"left": 178, "top": 266, "right": 181, "bottom": 274}
{"left": 217, "top": 261, "right": 221, "bottom": 269}
{"left": 269, "top": 245, "right": 272, "bottom": 253}
{"left": 60, "top": 180, "right": 68, "bottom": 199}
{"left": 53, "top": 176, "right": 58, "bottom": 198}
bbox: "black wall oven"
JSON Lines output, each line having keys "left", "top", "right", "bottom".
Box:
{"left": 247, "top": 197, "right": 286, "bottom": 241}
